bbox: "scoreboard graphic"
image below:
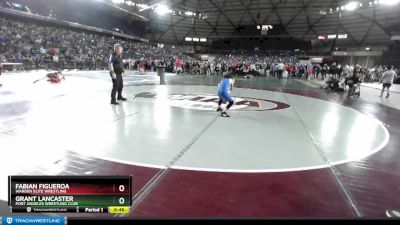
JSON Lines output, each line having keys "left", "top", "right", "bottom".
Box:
{"left": 8, "top": 176, "right": 132, "bottom": 214}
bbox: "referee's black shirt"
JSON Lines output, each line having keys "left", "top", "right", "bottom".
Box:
{"left": 109, "top": 52, "right": 124, "bottom": 75}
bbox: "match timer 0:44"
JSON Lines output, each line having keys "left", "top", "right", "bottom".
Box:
{"left": 8, "top": 176, "right": 132, "bottom": 214}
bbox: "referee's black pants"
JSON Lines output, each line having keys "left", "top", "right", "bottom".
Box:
{"left": 278, "top": 69, "right": 283, "bottom": 80}
{"left": 111, "top": 73, "right": 124, "bottom": 101}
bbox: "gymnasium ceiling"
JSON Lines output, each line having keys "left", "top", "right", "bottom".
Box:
{"left": 111, "top": 0, "right": 400, "bottom": 48}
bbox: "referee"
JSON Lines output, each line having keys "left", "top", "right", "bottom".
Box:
{"left": 109, "top": 43, "right": 127, "bottom": 105}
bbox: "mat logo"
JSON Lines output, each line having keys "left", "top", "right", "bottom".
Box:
{"left": 133, "top": 92, "right": 290, "bottom": 111}
{"left": 6, "top": 217, "right": 12, "bottom": 224}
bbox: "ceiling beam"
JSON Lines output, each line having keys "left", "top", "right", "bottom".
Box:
{"left": 285, "top": 0, "right": 316, "bottom": 27}
{"left": 206, "top": 0, "right": 238, "bottom": 28}
{"left": 261, "top": 0, "right": 283, "bottom": 25}
{"left": 359, "top": 7, "right": 376, "bottom": 45}
{"left": 157, "top": 16, "right": 188, "bottom": 41}
{"left": 238, "top": 0, "right": 258, "bottom": 25}
{"left": 354, "top": 12, "right": 392, "bottom": 37}
{"left": 206, "top": 0, "right": 227, "bottom": 37}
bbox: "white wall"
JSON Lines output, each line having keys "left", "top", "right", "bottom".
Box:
{"left": 337, "top": 56, "right": 376, "bottom": 67}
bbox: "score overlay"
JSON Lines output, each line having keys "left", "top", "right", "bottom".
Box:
{"left": 8, "top": 176, "right": 132, "bottom": 214}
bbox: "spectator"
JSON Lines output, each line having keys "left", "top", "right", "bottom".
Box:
{"left": 379, "top": 66, "right": 398, "bottom": 98}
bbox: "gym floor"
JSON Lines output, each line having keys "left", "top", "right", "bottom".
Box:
{"left": 0, "top": 70, "right": 399, "bottom": 217}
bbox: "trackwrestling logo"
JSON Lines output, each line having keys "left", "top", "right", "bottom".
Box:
{"left": 133, "top": 92, "right": 290, "bottom": 111}
{"left": 2, "top": 217, "right": 64, "bottom": 225}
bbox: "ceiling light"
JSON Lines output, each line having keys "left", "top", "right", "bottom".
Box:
{"left": 154, "top": 4, "right": 171, "bottom": 16}
{"left": 379, "top": 0, "right": 400, "bottom": 5}
{"left": 344, "top": 1, "right": 359, "bottom": 11}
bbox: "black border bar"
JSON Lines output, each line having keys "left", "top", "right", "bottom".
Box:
{"left": 8, "top": 176, "right": 11, "bottom": 206}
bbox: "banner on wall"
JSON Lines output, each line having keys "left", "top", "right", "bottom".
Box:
{"left": 332, "top": 51, "right": 382, "bottom": 57}
{"left": 310, "top": 57, "right": 323, "bottom": 64}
